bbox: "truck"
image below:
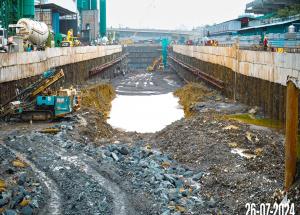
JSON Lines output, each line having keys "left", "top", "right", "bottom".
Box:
{"left": 0, "top": 69, "right": 80, "bottom": 121}
{"left": 0, "top": 27, "right": 8, "bottom": 52}
{"left": 9, "top": 18, "right": 49, "bottom": 49}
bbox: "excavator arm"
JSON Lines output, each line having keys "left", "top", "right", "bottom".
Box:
{"left": 30, "top": 69, "right": 64, "bottom": 99}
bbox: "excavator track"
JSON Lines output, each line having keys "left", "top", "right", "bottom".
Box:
{"left": 19, "top": 110, "right": 53, "bottom": 121}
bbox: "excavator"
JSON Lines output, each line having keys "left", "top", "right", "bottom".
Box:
{"left": 147, "top": 56, "right": 164, "bottom": 72}
{"left": 0, "top": 69, "right": 80, "bottom": 121}
{"left": 61, "top": 29, "right": 81, "bottom": 47}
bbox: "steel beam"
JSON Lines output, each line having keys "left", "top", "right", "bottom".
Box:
{"left": 285, "top": 80, "right": 299, "bottom": 190}
{"left": 89, "top": 54, "right": 127, "bottom": 77}
{"left": 169, "top": 55, "right": 224, "bottom": 90}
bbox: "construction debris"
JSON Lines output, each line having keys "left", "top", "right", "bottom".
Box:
{"left": 223, "top": 125, "right": 239, "bottom": 130}
{"left": 40, "top": 128, "right": 60, "bottom": 134}
{"left": 12, "top": 159, "right": 27, "bottom": 168}
{"left": 0, "top": 146, "right": 47, "bottom": 215}
{"left": 153, "top": 112, "right": 288, "bottom": 214}
{"left": 0, "top": 179, "right": 6, "bottom": 192}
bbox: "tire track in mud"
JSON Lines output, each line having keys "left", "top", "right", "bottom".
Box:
{"left": 1, "top": 143, "right": 62, "bottom": 215}
{"left": 55, "top": 151, "right": 127, "bottom": 215}
{"left": 5, "top": 133, "right": 130, "bottom": 215}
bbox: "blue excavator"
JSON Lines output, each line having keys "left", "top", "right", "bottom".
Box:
{"left": 0, "top": 69, "right": 80, "bottom": 121}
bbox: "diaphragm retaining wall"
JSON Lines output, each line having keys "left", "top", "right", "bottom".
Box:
{"left": 0, "top": 45, "right": 123, "bottom": 105}
{"left": 171, "top": 45, "right": 300, "bottom": 121}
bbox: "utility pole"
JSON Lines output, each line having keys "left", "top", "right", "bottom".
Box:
{"left": 285, "top": 77, "right": 299, "bottom": 190}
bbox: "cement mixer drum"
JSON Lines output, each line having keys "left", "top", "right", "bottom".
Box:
{"left": 16, "top": 18, "right": 49, "bottom": 46}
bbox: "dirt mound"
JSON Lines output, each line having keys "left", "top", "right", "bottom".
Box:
{"left": 174, "top": 83, "right": 215, "bottom": 117}
{"left": 77, "top": 84, "right": 117, "bottom": 141}
{"left": 152, "top": 112, "right": 294, "bottom": 214}
{"left": 81, "top": 84, "right": 116, "bottom": 119}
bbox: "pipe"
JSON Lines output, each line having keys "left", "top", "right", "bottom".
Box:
{"left": 89, "top": 54, "right": 127, "bottom": 77}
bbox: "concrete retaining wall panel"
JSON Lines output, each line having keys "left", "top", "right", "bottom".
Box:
{"left": 295, "top": 55, "right": 300, "bottom": 71}
{"left": 173, "top": 45, "right": 300, "bottom": 86}
{"left": 0, "top": 45, "right": 122, "bottom": 83}
{"left": 171, "top": 51, "right": 299, "bottom": 121}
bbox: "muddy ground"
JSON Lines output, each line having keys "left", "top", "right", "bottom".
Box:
{"left": 0, "top": 70, "right": 299, "bottom": 215}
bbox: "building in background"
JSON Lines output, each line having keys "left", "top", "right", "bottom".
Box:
{"left": 246, "top": 0, "right": 299, "bottom": 14}
{"left": 35, "top": 3, "right": 77, "bottom": 35}
{"left": 81, "top": 10, "right": 99, "bottom": 42}
{"left": 37, "top": 0, "right": 77, "bottom": 13}
{"left": 77, "top": 0, "right": 99, "bottom": 43}
{"left": 191, "top": 0, "right": 300, "bottom": 49}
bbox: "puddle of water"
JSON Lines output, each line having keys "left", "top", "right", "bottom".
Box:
{"left": 108, "top": 93, "right": 184, "bottom": 133}
{"left": 226, "top": 114, "right": 283, "bottom": 130}
{"left": 231, "top": 148, "right": 256, "bottom": 159}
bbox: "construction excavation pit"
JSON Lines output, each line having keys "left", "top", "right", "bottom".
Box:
{"left": 2, "top": 0, "right": 300, "bottom": 211}
{"left": 1, "top": 60, "right": 299, "bottom": 215}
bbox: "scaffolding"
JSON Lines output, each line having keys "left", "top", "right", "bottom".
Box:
{"left": 0, "top": 0, "right": 34, "bottom": 35}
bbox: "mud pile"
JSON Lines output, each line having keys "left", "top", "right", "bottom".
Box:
{"left": 79, "top": 84, "right": 117, "bottom": 141}
{"left": 152, "top": 110, "right": 300, "bottom": 214}
{"left": 81, "top": 84, "right": 116, "bottom": 119}
{"left": 174, "top": 83, "right": 217, "bottom": 117}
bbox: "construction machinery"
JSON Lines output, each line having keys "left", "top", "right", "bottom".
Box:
{"left": 54, "top": 33, "right": 66, "bottom": 47}
{"left": 61, "top": 29, "right": 81, "bottom": 47}
{"left": 161, "top": 38, "right": 169, "bottom": 68}
{"left": 0, "top": 69, "right": 80, "bottom": 121}
{"left": 147, "top": 56, "right": 163, "bottom": 72}
{"left": 120, "top": 39, "right": 134, "bottom": 45}
{"left": 8, "top": 18, "right": 49, "bottom": 49}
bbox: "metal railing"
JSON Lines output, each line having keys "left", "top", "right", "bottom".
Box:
{"left": 249, "top": 14, "right": 300, "bottom": 27}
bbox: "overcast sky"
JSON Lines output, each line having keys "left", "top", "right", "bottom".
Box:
{"left": 107, "top": 0, "right": 252, "bottom": 30}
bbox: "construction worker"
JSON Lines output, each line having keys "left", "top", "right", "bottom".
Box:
{"left": 263, "top": 36, "right": 268, "bottom": 51}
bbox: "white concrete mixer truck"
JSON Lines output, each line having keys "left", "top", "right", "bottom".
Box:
{"left": 9, "top": 18, "right": 49, "bottom": 49}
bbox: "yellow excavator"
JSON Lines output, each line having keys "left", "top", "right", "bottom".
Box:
{"left": 147, "top": 56, "right": 163, "bottom": 72}
{"left": 61, "top": 29, "right": 81, "bottom": 47}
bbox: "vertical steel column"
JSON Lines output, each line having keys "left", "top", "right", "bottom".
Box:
{"left": 285, "top": 79, "right": 299, "bottom": 190}
{"left": 100, "top": 0, "right": 106, "bottom": 37}
{"left": 234, "top": 40, "right": 239, "bottom": 101}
